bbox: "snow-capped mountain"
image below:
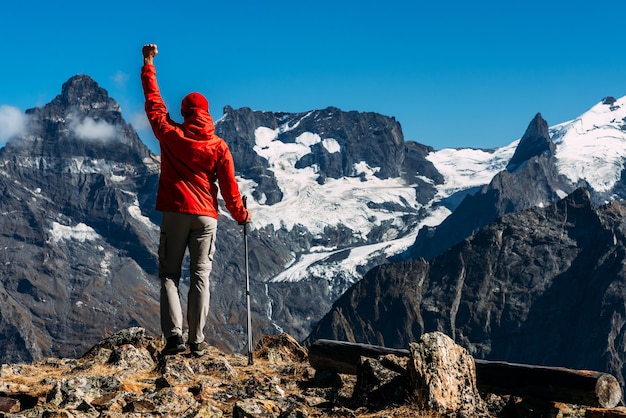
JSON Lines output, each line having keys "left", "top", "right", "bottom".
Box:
{"left": 551, "top": 96, "right": 626, "bottom": 196}
{"left": 1, "top": 70, "right": 625, "bottom": 364}
{"left": 402, "top": 97, "right": 626, "bottom": 261}
{"left": 228, "top": 109, "right": 517, "bottom": 286}
{"left": 424, "top": 96, "right": 626, "bottom": 210}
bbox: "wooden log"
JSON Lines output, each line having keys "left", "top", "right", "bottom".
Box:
{"left": 474, "top": 359, "right": 622, "bottom": 409}
{"left": 308, "top": 339, "right": 409, "bottom": 375}
{"left": 308, "top": 339, "right": 623, "bottom": 408}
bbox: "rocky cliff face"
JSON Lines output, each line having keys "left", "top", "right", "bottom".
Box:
{"left": 307, "top": 187, "right": 626, "bottom": 387}
{"left": 217, "top": 105, "right": 440, "bottom": 204}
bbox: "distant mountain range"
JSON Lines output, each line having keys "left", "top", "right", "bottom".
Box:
{"left": 2, "top": 73, "right": 626, "bottom": 387}
{"left": 307, "top": 96, "right": 626, "bottom": 386}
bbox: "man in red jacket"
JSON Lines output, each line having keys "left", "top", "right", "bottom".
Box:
{"left": 141, "top": 44, "right": 252, "bottom": 356}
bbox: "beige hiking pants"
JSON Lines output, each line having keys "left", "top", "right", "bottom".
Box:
{"left": 158, "top": 211, "right": 218, "bottom": 344}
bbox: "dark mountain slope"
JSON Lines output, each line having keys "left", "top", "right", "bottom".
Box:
{"left": 306, "top": 188, "right": 626, "bottom": 387}
{"left": 0, "top": 75, "right": 163, "bottom": 362}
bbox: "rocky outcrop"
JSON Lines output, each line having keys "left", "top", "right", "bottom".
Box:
{"left": 408, "top": 332, "right": 488, "bottom": 417}
{"left": 0, "top": 328, "right": 439, "bottom": 417}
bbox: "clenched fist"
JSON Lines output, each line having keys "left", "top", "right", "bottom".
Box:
{"left": 142, "top": 44, "right": 158, "bottom": 64}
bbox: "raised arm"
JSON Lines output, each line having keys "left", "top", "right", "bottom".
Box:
{"left": 141, "top": 43, "right": 183, "bottom": 141}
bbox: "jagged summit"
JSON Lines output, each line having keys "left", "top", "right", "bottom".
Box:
{"left": 602, "top": 96, "right": 618, "bottom": 106}
{"left": 217, "top": 105, "right": 413, "bottom": 206}
{"left": 25, "top": 74, "right": 122, "bottom": 120}
{"left": 59, "top": 74, "right": 120, "bottom": 111}
{"left": 506, "top": 112, "right": 555, "bottom": 172}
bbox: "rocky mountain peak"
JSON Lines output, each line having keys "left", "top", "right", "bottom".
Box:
{"left": 216, "top": 105, "right": 415, "bottom": 205}
{"left": 506, "top": 112, "right": 554, "bottom": 172}
{"left": 6, "top": 74, "right": 152, "bottom": 163}
{"left": 602, "top": 96, "right": 617, "bottom": 105}
{"left": 56, "top": 74, "right": 120, "bottom": 114}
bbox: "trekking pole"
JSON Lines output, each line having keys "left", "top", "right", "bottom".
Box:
{"left": 243, "top": 196, "right": 253, "bottom": 365}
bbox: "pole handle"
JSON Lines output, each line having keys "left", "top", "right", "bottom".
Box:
{"left": 242, "top": 195, "right": 248, "bottom": 233}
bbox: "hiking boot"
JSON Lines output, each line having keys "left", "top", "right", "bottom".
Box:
{"left": 161, "top": 335, "right": 186, "bottom": 356}
{"left": 190, "top": 341, "right": 209, "bottom": 357}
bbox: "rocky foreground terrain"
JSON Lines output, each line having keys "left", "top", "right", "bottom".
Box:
{"left": 1, "top": 327, "right": 625, "bottom": 417}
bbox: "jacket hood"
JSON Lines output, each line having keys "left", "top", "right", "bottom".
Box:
{"left": 183, "top": 109, "right": 216, "bottom": 140}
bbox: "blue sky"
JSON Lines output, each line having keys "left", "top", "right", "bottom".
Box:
{"left": 1, "top": 0, "right": 625, "bottom": 153}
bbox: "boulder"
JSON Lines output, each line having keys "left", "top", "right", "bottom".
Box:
{"left": 408, "top": 331, "right": 487, "bottom": 417}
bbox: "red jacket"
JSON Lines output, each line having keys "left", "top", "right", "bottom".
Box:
{"left": 141, "top": 64, "right": 247, "bottom": 223}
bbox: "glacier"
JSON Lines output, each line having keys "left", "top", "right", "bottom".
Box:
{"left": 237, "top": 95, "right": 626, "bottom": 286}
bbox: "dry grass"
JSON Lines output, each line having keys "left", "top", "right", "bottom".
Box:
{"left": 355, "top": 408, "right": 440, "bottom": 418}
{"left": 0, "top": 358, "right": 160, "bottom": 396}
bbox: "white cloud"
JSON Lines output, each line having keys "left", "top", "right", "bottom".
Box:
{"left": 0, "top": 105, "right": 28, "bottom": 146}
{"left": 111, "top": 71, "right": 129, "bottom": 89}
{"left": 130, "top": 111, "right": 150, "bottom": 131}
{"left": 70, "top": 116, "right": 117, "bottom": 142}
